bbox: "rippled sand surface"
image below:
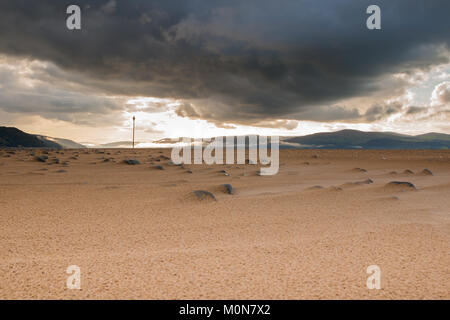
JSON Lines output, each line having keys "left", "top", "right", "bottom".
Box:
{"left": 0, "top": 149, "right": 449, "bottom": 299}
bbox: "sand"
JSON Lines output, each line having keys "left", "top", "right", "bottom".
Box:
{"left": 0, "top": 148, "right": 449, "bottom": 299}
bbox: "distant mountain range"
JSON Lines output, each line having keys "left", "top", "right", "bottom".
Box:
{"left": 0, "top": 127, "right": 85, "bottom": 149}
{"left": 1, "top": 127, "right": 449, "bottom": 149}
{"left": 155, "top": 129, "right": 450, "bottom": 150}
{"left": 283, "top": 130, "right": 450, "bottom": 149}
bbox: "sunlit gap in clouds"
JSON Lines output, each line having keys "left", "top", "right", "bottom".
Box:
{"left": 121, "top": 97, "right": 304, "bottom": 147}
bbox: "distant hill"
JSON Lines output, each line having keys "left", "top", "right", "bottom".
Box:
{"left": 153, "top": 130, "right": 450, "bottom": 150}
{"left": 284, "top": 129, "right": 450, "bottom": 149}
{"left": 3, "top": 127, "right": 448, "bottom": 149}
{"left": 35, "top": 135, "right": 86, "bottom": 149}
{"left": 414, "top": 133, "right": 450, "bottom": 142}
{"left": 0, "top": 127, "right": 85, "bottom": 149}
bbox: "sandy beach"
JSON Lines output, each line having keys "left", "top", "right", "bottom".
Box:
{"left": 0, "top": 148, "right": 449, "bottom": 299}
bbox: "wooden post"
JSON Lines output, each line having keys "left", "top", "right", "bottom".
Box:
{"left": 132, "top": 116, "right": 135, "bottom": 149}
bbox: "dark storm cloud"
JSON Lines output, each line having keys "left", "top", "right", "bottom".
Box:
{"left": 364, "top": 101, "right": 403, "bottom": 122}
{"left": 0, "top": 0, "right": 449, "bottom": 124}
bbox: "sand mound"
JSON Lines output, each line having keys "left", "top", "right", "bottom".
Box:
{"left": 219, "top": 170, "right": 230, "bottom": 176}
{"left": 420, "top": 169, "right": 433, "bottom": 176}
{"left": 341, "top": 178, "right": 373, "bottom": 188}
{"left": 384, "top": 181, "right": 416, "bottom": 191}
{"left": 193, "top": 190, "right": 217, "bottom": 201}
{"left": 355, "top": 178, "right": 373, "bottom": 185}
{"left": 123, "top": 159, "right": 140, "bottom": 165}
{"left": 222, "top": 184, "right": 234, "bottom": 195}
{"left": 35, "top": 155, "right": 48, "bottom": 163}
{"left": 306, "top": 185, "right": 324, "bottom": 190}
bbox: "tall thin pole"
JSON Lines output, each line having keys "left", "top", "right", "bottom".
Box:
{"left": 132, "top": 116, "right": 135, "bottom": 149}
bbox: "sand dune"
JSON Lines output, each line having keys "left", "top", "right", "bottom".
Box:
{"left": 0, "top": 149, "right": 449, "bottom": 299}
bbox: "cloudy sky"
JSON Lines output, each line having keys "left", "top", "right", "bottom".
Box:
{"left": 0, "top": 0, "right": 449, "bottom": 145}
